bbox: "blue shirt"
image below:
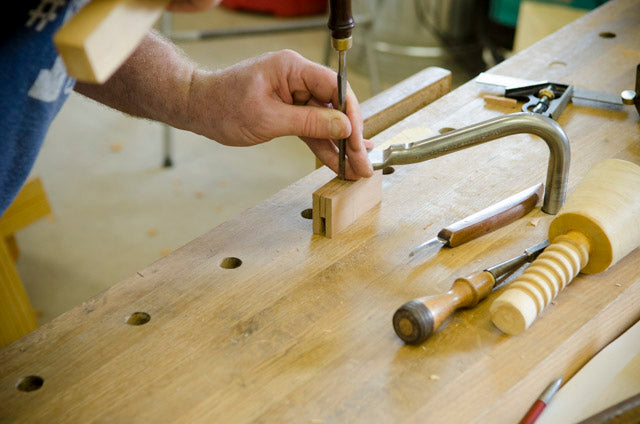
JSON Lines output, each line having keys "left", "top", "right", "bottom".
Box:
{"left": 0, "top": 0, "right": 88, "bottom": 215}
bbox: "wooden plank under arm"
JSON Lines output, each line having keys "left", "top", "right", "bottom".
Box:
{"left": 54, "top": 0, "right": 169, "bottom": 84}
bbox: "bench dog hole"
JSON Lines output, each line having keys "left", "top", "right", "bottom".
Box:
{"left": 127, "top": 311, "right": 151, "bottom": 326}
{"left": 220, "top": 257, "right": 242, "bottom": 269}
{"left": 383, "top": 166, "right": 395, "bottom": 175}
{"left": 16, "top": 375, "right": 44, "bottom": 392}
{"left": 300, "top": 208, "right": 313, "bottom": 219}
{"left": 439, "top": 127, "right": 456, "bottom": 134}
{"left": 598, "top": 31, "right": 616, "bottom": 38}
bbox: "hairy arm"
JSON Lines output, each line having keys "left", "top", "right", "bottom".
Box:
{"left": 74, "top": 31, "right": 196, "bottom": 132}
{"left": 74, "top": 31, "right": 373, "bottom": 179}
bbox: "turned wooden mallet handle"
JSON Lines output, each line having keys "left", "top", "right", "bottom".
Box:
{"left": 491, "top": 159, "right": 640, "bottom": 335}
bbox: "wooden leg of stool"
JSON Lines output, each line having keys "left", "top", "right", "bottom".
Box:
{"left": 6, "top": 235, "right": 19, "bottom": 262}
{"left": 0, "top": 238, "right": 37, "bottom": 348}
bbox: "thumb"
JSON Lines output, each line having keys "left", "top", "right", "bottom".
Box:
{"left": 274, "top": 103, "right": 352, "bottom": 140}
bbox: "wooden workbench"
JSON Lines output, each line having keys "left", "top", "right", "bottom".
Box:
{"left": 1, "top": 0, "right": 639, "bottom": 422}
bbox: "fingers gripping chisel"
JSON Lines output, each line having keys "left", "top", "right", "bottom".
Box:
{"left": 328, "top": 0, "right": 354, "bottom": 179}
{"left": 409, "top": 183, "right": 544, "bottom": 258}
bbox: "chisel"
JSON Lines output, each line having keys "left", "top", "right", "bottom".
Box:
{"left": 409, "top": 183, "right": 544, "bottom": 258}
{"left": 394, "top": 239, "right": 550, "bottom": 344}
{"left": 328, "top": 0, "right": 354, "bottom": 179}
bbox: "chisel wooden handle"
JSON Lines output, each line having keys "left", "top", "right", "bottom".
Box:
{"left": 393, "top": 271, "right": 495, "bottom": 344}
{"left": 439, "top": 183, "right": 544, "bottom": 247}
{"left": 328, "top": 0, "right": 354, "bottom": 41}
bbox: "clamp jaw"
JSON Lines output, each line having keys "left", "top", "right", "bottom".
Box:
{"left": 505, "top": 83, "right": 574, "bottom": 121}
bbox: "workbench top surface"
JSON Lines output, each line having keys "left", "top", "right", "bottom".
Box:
{"left": 1, "top": 0, "right": 639, "bottom": 422}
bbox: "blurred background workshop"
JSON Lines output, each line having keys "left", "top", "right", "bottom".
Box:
{"left": 2, "top": 0, "right": 639, "bottom": 423}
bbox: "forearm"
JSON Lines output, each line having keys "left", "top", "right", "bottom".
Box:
{"left": 74, "top": 30, "right": 199, "bottom": 130}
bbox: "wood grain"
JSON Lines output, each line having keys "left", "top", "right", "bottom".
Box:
{"left": 0, "top": 178, "right": 50, "bottom": 348}
{"left": 361, "top": 67, "right": 451, "bottom": 139}
{"left": 1, "top": 1, "right": 640, "bottom": 422}
{"left": 491, "top": 159, "right": 640, "bottom": 334}
{"left": 312, "top": 171, "right": 382, "bottom": 238}
{"left": 439, "top": 183, "right": 543, "bottom": 247}
{"left": 54, "top": 0, "right": 169, "bottom": 84}
{"left": 0, "top": 178, "right": 51, "bottom": 238}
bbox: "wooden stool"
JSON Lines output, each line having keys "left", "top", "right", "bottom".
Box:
{"left": 0, "top": 177, "right": 52, "bottom": 348}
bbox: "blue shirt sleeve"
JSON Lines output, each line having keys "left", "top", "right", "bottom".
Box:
{"left": 0, "top": 0, "right": 89, "bottom": 215}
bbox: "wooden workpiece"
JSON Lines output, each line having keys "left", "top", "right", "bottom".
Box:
{"left": 312, "top": 128, "right": 436, "bottom": 238}
{"left": 312, "top": 171, "right": 382, "bottom": 238}
{"left": 2, "top": 1, "right": 639, "bottom": 422}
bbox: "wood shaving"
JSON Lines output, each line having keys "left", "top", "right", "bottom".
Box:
{"left": 528, "top": 218, "right": 541, "bottom": 227}
{"left": 110, "top": 142, "right": 123, "bottom": 152}
{"left": 195, "top": 190, "right": 204, "bottom": 199}
{"left": 615, "top": 283, "right": 622, "bottom": 287}
{"left": 160, "top": 248, "right": 171, "bottom": 256}
{"left": 147, "top": 228, "right": 157, "bottom": 237}
{"left": 429, "top": 374, "right": 440, "bottom": 380}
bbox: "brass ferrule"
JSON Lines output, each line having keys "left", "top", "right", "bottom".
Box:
{"left": 332, "top": 36, "right": 353, "bottom": 51}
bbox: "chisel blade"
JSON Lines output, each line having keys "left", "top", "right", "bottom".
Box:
{"left": 408, "top": 237, "right": 447, "bottom": 258}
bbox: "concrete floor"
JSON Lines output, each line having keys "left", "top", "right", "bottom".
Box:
{"left": 16, "top": 6, "right": 481, "bottom": 325}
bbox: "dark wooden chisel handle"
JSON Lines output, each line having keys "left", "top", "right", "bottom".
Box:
{"left": 328, "top": 0, "right": 354, "bottom": 40}
{"left": 439, "top": 183, "right": 544, "bottom": 247}
{"left": 393, "top": 271, "right": 495, "bottom": 344}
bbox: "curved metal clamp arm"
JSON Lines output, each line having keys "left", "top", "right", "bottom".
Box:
{"left": 368, "top": 113, "right": 570, "bottom": 214}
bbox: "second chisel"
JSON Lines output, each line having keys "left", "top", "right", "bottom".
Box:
{"left": 409, "top": 183, "right": 544, "bottom": 258}
{"left": 394, "top": 239, "right": 550, "bottom": 344}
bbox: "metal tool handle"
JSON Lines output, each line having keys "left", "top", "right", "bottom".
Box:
{"left": 438, "top": 183, "right": 544, "bottom": 247}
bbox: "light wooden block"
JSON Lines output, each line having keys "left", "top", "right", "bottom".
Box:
{"left": 312, "top": 127, "right": 434, "bottom": 238}
{"left": 312, "top": 171, "right": 382, "bottom": 238}
{"left": 54, "top": 0, "right": 169, "bottom": 84}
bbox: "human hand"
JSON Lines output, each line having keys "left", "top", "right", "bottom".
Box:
{"left": 185, "top": 50, "right": 374, "bottom": 179}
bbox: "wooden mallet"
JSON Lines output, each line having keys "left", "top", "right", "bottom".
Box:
{"left": 490, "top": 159, "right": 640, "bottom": 335}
